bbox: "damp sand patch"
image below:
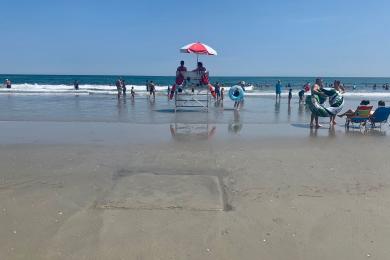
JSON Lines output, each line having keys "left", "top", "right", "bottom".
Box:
{"left": 96, "top": 173, "right": 224, "bottom": 211}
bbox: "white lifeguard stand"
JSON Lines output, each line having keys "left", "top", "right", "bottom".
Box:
{"left": 173, "top": 42, "right": 218, "bottom": 112}
{"left": 174, "top": 71, "right": 211, "bottom": 112}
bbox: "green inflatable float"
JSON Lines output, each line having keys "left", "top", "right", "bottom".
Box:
{"left": 306, "top": 88, "right": 344, "bottom": 117}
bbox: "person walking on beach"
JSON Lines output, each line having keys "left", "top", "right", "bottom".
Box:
{"left": 288, "top": 88, "right": 292, "bottom": 105}
{"left": 73, "top": 80, "right": 79, "bottom": 90}
{"left": 275, "top": 80, "right": 282, "bottom": 100}
{"left": 221, "top": 87, "right": 225, "bottom": 101}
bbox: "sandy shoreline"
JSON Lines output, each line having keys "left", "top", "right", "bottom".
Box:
{"left": 1, "top": 122, "right": 390, "bottom": 259}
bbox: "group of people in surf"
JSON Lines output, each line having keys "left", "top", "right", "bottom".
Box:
{"left": 115, "top": 78, "right": 135, "bottom": 99}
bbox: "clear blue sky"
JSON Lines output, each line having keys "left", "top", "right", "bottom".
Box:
{"left": 1, "top": 0, "right": 389, "bottom": 76}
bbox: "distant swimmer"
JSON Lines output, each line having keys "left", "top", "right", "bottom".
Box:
{"left": 4, "top": 79, "right": 11, "bottom": 89}
{"left": 74, "top": 80, "right": 79, "bottom": 90}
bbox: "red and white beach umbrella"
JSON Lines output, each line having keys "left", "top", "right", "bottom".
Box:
{"left": 180, "top": 42, "right": 218, "bottom": 56}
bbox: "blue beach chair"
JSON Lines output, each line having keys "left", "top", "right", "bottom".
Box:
{"left": 368, "top": 107, "right": 390, "bottom": 128}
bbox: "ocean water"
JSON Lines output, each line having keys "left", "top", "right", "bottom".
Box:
{"left": 1, "top": 74, "right": 390, "bottom": 96}
{"left": 1, "top": 74, "right": 390, "bottom": 130}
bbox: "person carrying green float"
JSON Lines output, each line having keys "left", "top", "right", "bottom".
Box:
{"left": 306, "top": 78, "right": 345, "bottom": 128}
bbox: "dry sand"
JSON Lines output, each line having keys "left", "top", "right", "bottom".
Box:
{"left": 1, "top": 123, "right": 390, "bottom": 260}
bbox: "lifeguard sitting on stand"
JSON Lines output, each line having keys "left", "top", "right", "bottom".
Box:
{"left": 169, "top": 61, "right": 216, "bottom": 99}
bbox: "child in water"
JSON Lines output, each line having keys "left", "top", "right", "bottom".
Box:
{"left": 288, "top": 88, "right": 292, "bottom": 104}
{"left": 131, "top": 86, "right": 135, "bottom": 99}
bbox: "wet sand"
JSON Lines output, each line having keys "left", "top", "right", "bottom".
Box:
{"left": 1, "top": 120, "right": 390, "bottom": 259}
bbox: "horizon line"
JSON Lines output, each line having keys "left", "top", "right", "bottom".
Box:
{"left": 2, "top": 73, "right": 390, "bottom": 79}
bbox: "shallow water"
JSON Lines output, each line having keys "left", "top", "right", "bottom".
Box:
{"left": 0, "top": 94, "right": 388, "bottom": 143}
{"left": 0, "top": 94, "right": 388, "bottom": 122}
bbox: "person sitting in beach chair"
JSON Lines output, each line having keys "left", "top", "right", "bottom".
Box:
{"left": 338, "top": 100, "right": 371, "bottom": 118}
{"left": 368, "top": 100, "right": 390, "bottom": 128}
{"left": 340, "top": 102, "right": 373, "bottom": 127}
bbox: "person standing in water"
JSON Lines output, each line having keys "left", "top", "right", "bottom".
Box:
{"left": 298, "top": 88, "right": 305, "bottom": 103}
{"left": 275, "top": 80, "right": 282, "bottom": 100}
{"left": 309, "top": 78, "right": 326, "bottom": 128}
{"left": 288, "top": 88, "right": 292, "bottom": 105}
{"left": 149, "top": 81, "right": 156, "bottom": 99}
{"left": 130, "top": 86, "right": 135, "bottom": 99}
{"left": 145, "top": 80, "right": 149, "bottom": 93}
{"left": 74, "top": 80, "right": 79, "bottom": 90}
{"left": 4, "top": 79, "right": 11, "bottom": 89}
{"left": 328, "top": 80, "right": 345, "bottom": 126}
{"left": 115, "top": 78, "right": 122, "bottom": 98}
{"left": 215, "top": 82, "right": 220, "bottom": 101}
{"left": 121, "top": 78, "right": 126, "bottom": 95}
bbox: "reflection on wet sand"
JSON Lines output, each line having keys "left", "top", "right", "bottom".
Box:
{"left": 117, "top": 98, "right": 128, "bottom": 121}
{"left": 345, "top": 126, "right": 387, "bottom": 137}
{"left": 274, "top": 99, "right": 281, "bottom": 123}
{"left": 170, "top": 123, "right": 216, "bottom": 141}
{"left": 228, "top": 110, "right": 243, "bottom": 134}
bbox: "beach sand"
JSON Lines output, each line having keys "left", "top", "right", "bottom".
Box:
{"left": 1, "top": 120, "right": 390, "bottom": 260}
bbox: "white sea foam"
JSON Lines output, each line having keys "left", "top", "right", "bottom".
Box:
{"left": 1, "top": 84, "right": 390, "bottom": 98}
{"left": 0, "top": 84, "right": 169, "bottom": 95}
